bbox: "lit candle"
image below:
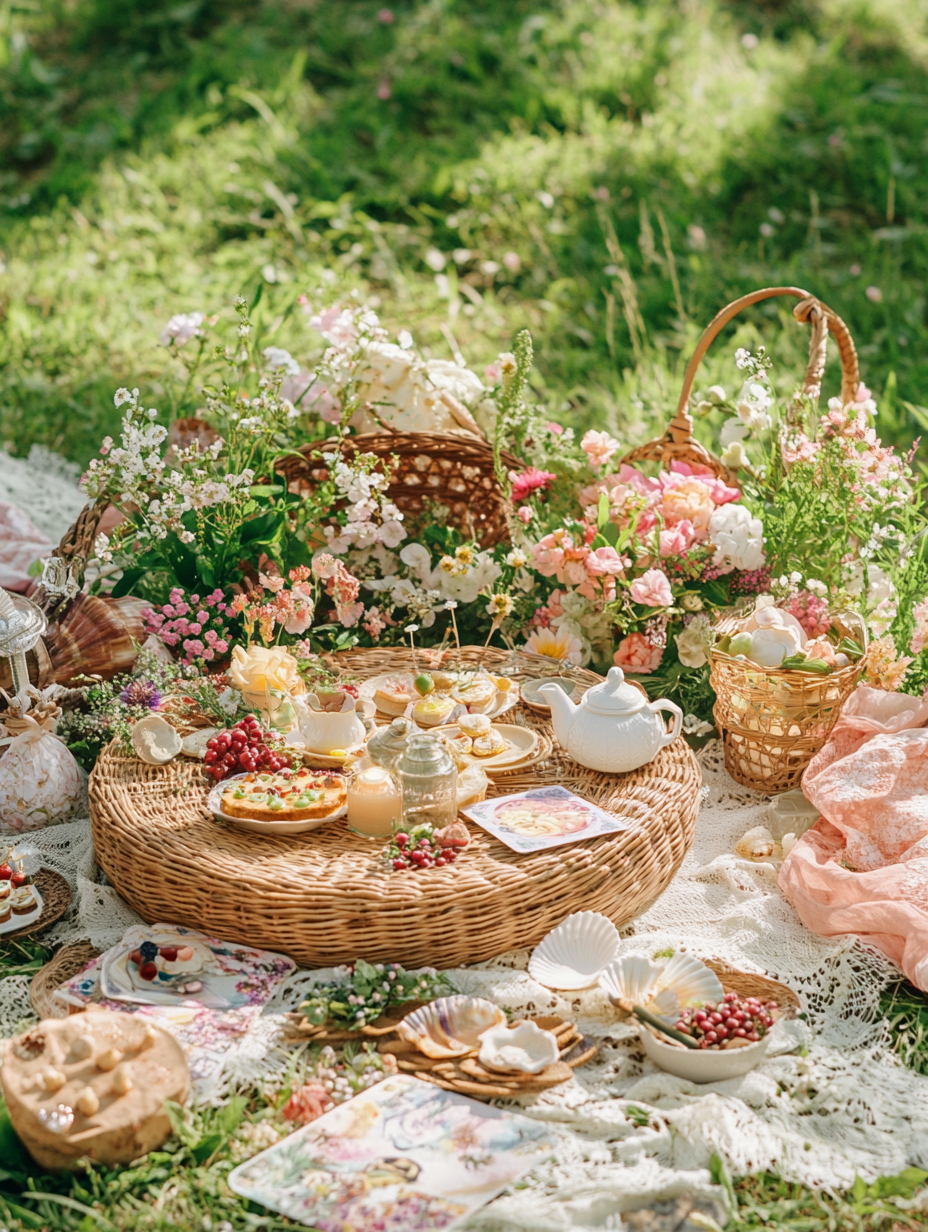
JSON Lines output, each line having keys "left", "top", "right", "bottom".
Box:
{"left": 347, "top": 765, "right": 402, "bottom": 839}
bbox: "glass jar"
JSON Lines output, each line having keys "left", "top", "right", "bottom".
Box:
{"left": 346, "top": 763, "right": 403, "bottom": 840}
{"left": 397, "top": 735, "right": 458, "bottom": 831}
{"left": 367, "top": 717, "right": 417, "bottom": 773}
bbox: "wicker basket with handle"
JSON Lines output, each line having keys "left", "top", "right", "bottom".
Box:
{"left": 638, "top": 285, "right": 863, "bottom": 793}
{"left": 276, "top": 431, "right": 519, "bottom": 549}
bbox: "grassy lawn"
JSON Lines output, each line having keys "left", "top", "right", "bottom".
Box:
{"left": 3, "top": 0, "right": 928, "bottom": 1225}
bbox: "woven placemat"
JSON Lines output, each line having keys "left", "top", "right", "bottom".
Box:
{"left": 89, "top": 648, "right": 701, "bottom": 969}
{"left": 28, "top": 940, "right": 100, "bottom": 1018}
{"left": 2, "top": 868, "right": 72, "bottom": 943}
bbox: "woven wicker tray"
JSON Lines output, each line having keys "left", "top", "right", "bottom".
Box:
{"left": 88, "top": 649, "right": 701, "bottom": 969}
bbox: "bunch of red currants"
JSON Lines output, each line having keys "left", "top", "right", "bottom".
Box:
{"left": 673, "top": 991, "right": 777, "bottom": 1049}
{"left": 0, "top": 860, "right": 28, "bottom": 887}
{"left": 203, "top": 716, "right": 291, "bottom": 782}
{"left": 390, "top": 831, "right": 459, "bottom": 871}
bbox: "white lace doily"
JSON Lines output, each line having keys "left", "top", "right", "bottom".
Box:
{"left": 3, "top": 743, "right": 926, "bottom": 1229}
{"left": 0, "top": 447, "right": 86, "bottom": 544}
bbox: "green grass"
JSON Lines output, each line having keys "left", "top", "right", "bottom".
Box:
{"left": 4, "top": 0, "right": 928, "bottom": 1223}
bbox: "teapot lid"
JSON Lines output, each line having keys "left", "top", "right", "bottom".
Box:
{"left": 584, "top": 666, "right": 648, "bottom": 715}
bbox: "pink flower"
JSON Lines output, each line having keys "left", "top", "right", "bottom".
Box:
{"left": 581, "top": 429, "right": 621, "bottom": 470}
{"left": 196, "top": 610, "right": 209, "bottom": 624}
{"left": 312, "top": 552, "right": 338, "bottom": 580}
{"left": 100, "top": 436, "right": 113, "bottom": 456}
{"left": 363, "top": 606, "right": 387, "bottom": 640}
{"left": 585, "top": 545, "right": 626, "bottom": 576}
{"left": 377, "top": 7, "right": 393, "bottom": 22}
{"left": 630, "top": 568, "right": 673, "bottom": 607}
{"left": 547, "top": 422, "right": 564, "bottom": 435}
{"left": 503, "top": 251, "right": 521, "bottom": 272}
{"left": 510, "top": 468, "right": 557, "bottom": 503}
{"left": 484, "top": 362, "right": 501, "bottom": 383}
{"left": 214, "top": 638, "right": 229, "bottom": 655}
{"left": 659, "top": 520, "right": 696, "bottom": 557}
{"left": 614, "top": 633, "right": 663, "bottom": 674}
{"left": 516, "top": 506, "right": 534, "bottom": 525}
{"left": 336, "top": 600, "right": 365, "bottom": 628}
{"left": 854, "top": 383, "right": 872, "bottom": 404}
{"left": 377, "top": 81, "right": 391, "bottom": 100}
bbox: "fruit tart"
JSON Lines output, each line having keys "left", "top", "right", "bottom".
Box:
{"left": 372, "top": 678, "right": 418, "bottom": 716}
{"left": 451, "top": 673, "right": 498, "bottom": 712}
{"left": 221, "top": 768, "right": 347, "bottom": 822}
{"left": 411, "top": 694, "right": 457, "bottom": 727}
{"left": 127, "top": 938, "right": 210, "bottom": 993}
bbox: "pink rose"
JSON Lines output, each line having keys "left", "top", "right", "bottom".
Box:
{"left": 585, "top": 546, "right": 626, "bottom": 576}
{"left": 658, "top": 477, "right": 716, "bottom": 534}
{"left": 581, "top": 429, "right": 621, "bottom": 470}
{"left": 531, "top": 533, "right": 566, "bottom": 578}
{"left": 614, "top": 633, "right": 663, "bottom": 674}
{"left": 659, "top": 520, "right": 696, "bottom": 557}
{"left": 630, "top": 568, "right": 673, "bottom": 607}
{"left": 516, "top": 506, "right": 534, "bottom": 525}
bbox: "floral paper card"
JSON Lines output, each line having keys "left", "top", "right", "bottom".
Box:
{"left": 462, "top": 784, "right": 630, "bottom": 852}
{"left": 228, "top": 1075, "right": 552, "bottom": 1231}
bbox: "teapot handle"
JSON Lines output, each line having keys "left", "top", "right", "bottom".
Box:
{"left": 649, "top": 699, "right": 683, "bottom": 748}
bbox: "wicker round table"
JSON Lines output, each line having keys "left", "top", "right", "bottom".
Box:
{"left": 88, "top": 650, "right": 701, "bottom": 969}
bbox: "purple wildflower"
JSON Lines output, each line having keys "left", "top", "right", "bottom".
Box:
{"left": 119, "top": 680, "right": 162, "bottom": 709}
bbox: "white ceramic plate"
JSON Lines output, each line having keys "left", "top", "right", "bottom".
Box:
{"left": 360, "top": 673, "right": 519, "bottom": 721}
{"left": 0, "top": 885, "right": 44, "bottom": 935}
{"left": 445, "top": 723, "right": 539, "bottom": 769}
{"left": 207, "top": 774, "right": 347, "bottom": 835}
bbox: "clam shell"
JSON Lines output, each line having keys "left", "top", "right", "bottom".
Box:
{"left": 396, "top": 996, "right": 505, "bottom": 1059}
{"left": 650, "top": 952, "right": 723, "bottom": 1017}
{"left": 599, "top": 955, "right": 664, "bottom": 1011}
{"left": 180, "top": 728, "right": 220, "bottom": 759}
{"left": 478, "top": 1021, "right": 559, "bottom": 1074}
{"left": 529, "top": 911, "right": 620, "bottom": 991}
{"left": 131, "top": 715, "right": 182, "bottom": 765}
{"left": 44, "top": 594, "right": 150, "bottom": 686}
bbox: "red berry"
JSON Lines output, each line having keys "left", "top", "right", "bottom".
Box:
{"left": 395, "top": 833, "right": 409, "bottom": 848}
{"left": 444, "top": 849, "right": 457, "bottom": 862}
{"left": 0, "top": 864, "right": 12, "bottom": 880}
{"left": 435, "top": 856, "right": 447, "bottom": 866}
{"left": 10, "top": 871, "right": 26, "bottom": 887}
{"left": 139, "top": 962, "right": 158, "bottom": 981}
{"left": 205, "top": 750, "right": 218, "bottom": 764}
{"left": 159, "top": 947, "right": 179, "bottom": 962}
{"left": 128, "top": 949, "right": 142, "bottom": 966}
{"left": 392, "top": 858, "right": 406, "bottom": 870}
{"left": 238, "top": 751, "right": 251, "bottom": 767}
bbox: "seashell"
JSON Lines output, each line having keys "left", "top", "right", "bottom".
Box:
{"left": 599, "top": 955, "right": 664, "bottom": 1012}
{"left": 43, "top": 594, "right": 151, "bottom": 686}
{"left": 735, "top": 825, "right": 777, "bottom": 861}
{"left": 180, "top": 728, "right": 220, "bottom": 759}
{"left": 529, "top": 911, "right": 620, "bottom": 991}
{"left": 649, "top": 951, "right": 724, "bottom": 1018}
{"left": 131, "top": 715, "right": 182, "bottom": 765}
{"left": 478, "top": 1021, "right": 559, "bottom": 1074}
{"left": 396, "top": 995, "right": 506, "bottom": 1059}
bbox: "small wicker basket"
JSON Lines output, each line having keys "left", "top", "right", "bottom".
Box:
{"left": 276, "top": 431, "right": 519, "bottom": 548}
{"left": 710, "top": 606, "right": 866, "bottom": 793}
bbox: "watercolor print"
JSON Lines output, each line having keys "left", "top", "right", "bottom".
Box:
{"left": 462, "top": 784, "right": 629, "bottom": 852}
{"left": 228, "top": 1075, "right": 552, "bottom": 1231}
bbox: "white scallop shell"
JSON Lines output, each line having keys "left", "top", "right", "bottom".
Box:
{"left": 599, "top": 955, "right": 664, "bottom": 1010}
{"left": 650, "top": 951, "right": 723, "bottom": 1017}
{"left": 529, "top": 911, "right": 620, "bottom": 991}
{"left": 396, "top": 996, "right": 506, "bottom": 1059}
{"left": 478, "top": 1021, "right": 559, "bottom": 1074}
{"left": 131, "top": 715, "right": 182, "bottom": 765}
{"left": 180, "top": 727, "right": 220, "bottom": 759}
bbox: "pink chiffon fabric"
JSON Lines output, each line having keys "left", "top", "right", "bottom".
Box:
{"left": 0, "top": 502, "right": 53, "bottom": 594}
{"left": 779, "top": 687, "right": 928, "bottom": 990}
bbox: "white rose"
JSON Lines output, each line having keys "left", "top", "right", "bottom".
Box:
{"left": 675, "top": 616, "right": 714, "bottom": 668}
{"left": 708, "top": 503, "right": 765, "bottom": 572}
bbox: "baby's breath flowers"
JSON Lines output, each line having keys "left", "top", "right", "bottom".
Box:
{"left": 298, "top": 960, "right": 454, "bottom": 1028}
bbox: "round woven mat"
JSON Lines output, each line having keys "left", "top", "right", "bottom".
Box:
{"left": 88, "top": 650, "right": 701, "bottom": 969}
{"left": 2, "top": 868, "right": 72, "bottom": 942}
{"left": 29, "top": 941, "right": 100, "bottom": 1019}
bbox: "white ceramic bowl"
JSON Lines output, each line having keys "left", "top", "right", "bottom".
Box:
{"left": 639, "top": 1024, "right": 773, "bottom": 1082}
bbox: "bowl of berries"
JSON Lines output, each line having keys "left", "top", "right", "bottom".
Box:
{"left": 202, "top": 717, "right": 292, "bottom": 782}
{"left": 639, "top": 986, "right": 794, "bottom": 1082}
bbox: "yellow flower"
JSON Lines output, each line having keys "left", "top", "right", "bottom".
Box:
{"left": 229, "top": 645, "right": 304, "bottom": 726}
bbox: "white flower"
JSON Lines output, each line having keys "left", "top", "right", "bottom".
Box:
{"left": 486, "top": 593, "right": 514, "bottom": 618}
{"left": 113, "top": 387, "right": 132, "bottom": 407}
{"left": 734, "top": 348, "right": 751, "bottom": 369}
{"left": 262, "top": 346, "right": 300, "bottom": 375}
{"left": 708, "top": 503, "right": 765, "bottom": 572}
{"left": 523, "top": 627, "right": 584, "bottom": 665}
{"left": 845, "top": 561, "right": 894, "bottom": 606}
{"left": 806, "top": 578, "right": 827, "bottom": 596}
{"left": 506, "top": 548, "right": 528, "bottom": 568}
{"left": 160, "top": 311, "right": 205, "bottom": 348}
{"left": 707, "top": 385, "right": 727, "bottom": 404}
{"left": 720, "top": 416, "right": 750, "bottom": 447}
{"left": 675, "top": 615, "right": 714, "bottom": 668}
{"left": 399, "top": 542, "right": 432, "bottom": 579}
{"left": 720, "top": 441, "right": 750, "bottom": 468}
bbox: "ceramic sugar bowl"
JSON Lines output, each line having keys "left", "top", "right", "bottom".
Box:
{"left": 541, "top": 666, "right": 682, "bottom": 774}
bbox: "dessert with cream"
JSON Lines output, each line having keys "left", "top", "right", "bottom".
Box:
{"left": 472, "top": 729, "right": 508, "bottom": 758}
{"left": 127, "top": 938, "right": 210, "bottom": 994}
{"left": 10, "top": 886, "right": 37, "bottom": 916}
{"left": 411, "top": 694, "right": 457, "bottom": 727}
{"left": 220, "top": 768, "right": 347, "bottom": 822}
{"left": 372, "top": 678, "right": 418, "bottom": 716}
{"left": 451, "top": 674, "right": 498, "bottom": 712}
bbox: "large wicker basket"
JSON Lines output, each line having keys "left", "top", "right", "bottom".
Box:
{"left": 710, "top": 607, "right": 866, "bottom": 792}
{"left": 88, "top": 647, "right": 702, "bottom": 969}
{"left": 276, "top": 431, "right": 519, "bottom": 548}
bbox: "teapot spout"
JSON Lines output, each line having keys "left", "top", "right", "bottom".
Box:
{"left": 538, "top": 681, "right": 578, "bottom": 745}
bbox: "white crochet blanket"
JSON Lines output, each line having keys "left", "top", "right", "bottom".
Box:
{"left": 6, "top": 745, "right": 926, "bottom": 1230}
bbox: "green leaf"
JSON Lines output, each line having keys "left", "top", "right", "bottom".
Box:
{"left": 249, "top": 484, "right": 283, "bottom": 496}
{"left": 110, "top": 565, "right": 148, "bottom": 598}
{"left": 240, "top": 509, "right": 284, "bottom": 544}
{"left": 597, "top": 491, "right": 610, "bottom": 531}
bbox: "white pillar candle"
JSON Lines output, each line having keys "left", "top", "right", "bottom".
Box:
{"left": 347, "top": 765, "right": 402, "bottom": 838}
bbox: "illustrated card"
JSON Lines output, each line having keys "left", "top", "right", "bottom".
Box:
{"left": 461, "top": 784, "right": 630, "bottom": 852}
{"left": 227, "top": 1074, "right": 553, "bottom": 1231}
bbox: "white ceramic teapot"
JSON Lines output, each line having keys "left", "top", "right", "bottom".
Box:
{"left": 540, "top": 667, "right": 683, "bottom": 774}
{"left": 294, "top": 694, "right": 368, "bottom": 755}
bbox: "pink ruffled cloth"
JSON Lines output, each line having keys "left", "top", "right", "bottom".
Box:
{"left": 779, "top": 687, "right": 928, "bottom": 990}
{"left": 0, "top": 502, "right": 53, "bottom": 593}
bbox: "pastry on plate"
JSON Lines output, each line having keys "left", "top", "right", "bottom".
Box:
{"left": 221, "top": 769, "right": 346, "bottom": 822}
{"left": 451, "top": 674, "right": 497, "bottom": 712}
{"left": 472, "top": 730, "right": 508, "bottom": 758}
{"left": 431, "top": 670, "right": 457, "bottom": 692}
{"left": 372, "top": 678, "right": 417, "bottom": 716}
{"left": 457, "top": 712, "right": 491, "bottom": 738}
{"left": 10, "top": 887, "right": 37, "bottom": 916}
{"left": 411, "top": 694, "right": 457, "bottom": 728}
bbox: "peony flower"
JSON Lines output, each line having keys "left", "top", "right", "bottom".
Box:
{"left": 580, "top": 429, "right": 621, "bottom": 470}
{"left": 708, "top": 503, "right": 765, "bottom": 572}
{"left": 523, "top": 626, "right": 584, "bottom": 665}
{"left": 659, "top": 478, "right": 716, "bottom": 534}
{"left": 614, "top": 633, "right": 663, "bottom": 674}
{"left": 675, "top": 616, "right": 714, "bottom": 668}
{"left": 630, "top": 568, "right": 673, "bottom": 607}
{"left": 510, "top": 468, "right": 557, "bottom": 503}
{"left": 584, "top": 546, "right": 626, "bottom": 576}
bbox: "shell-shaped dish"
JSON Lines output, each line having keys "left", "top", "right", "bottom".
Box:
{"left": 131, "top": 715, "right": 182, "bottom": 765}
{"left": 650, "top": 952, "right": 724, "bottom": 1018}
{"left": 598, "top": 955, "right": 664, "bottom": 1010}
{"left": 396, "top": 996, "right": 506, "bottom": 1059}
{"left": 529, "top": 911, "right": 620, "bottom": 991}
{"left": 478, "top": 1021, "right": 559, "bottom": 1074}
